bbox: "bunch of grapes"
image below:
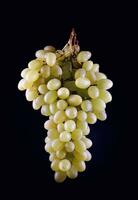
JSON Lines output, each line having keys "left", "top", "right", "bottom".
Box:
{"left": 18, "top": 30, "right": 113, "bottom": 183}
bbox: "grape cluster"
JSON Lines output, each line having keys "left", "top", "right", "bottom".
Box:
{"left": 18, "top": 33, "right": 113, "bottom": 183}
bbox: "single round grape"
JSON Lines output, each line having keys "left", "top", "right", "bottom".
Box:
{"left": 81, "top": 100, "right": 92, "bottom": 112}
{"left": 99, "top": 89, "right": 112, "bottom": 103}
{"left": 51, "top": 159, "right": 60, "bottom": 171}
{"left": 67, "top": 94, "right": 82, "bottom": 106}
{"left": 81, "top": 137, "right": 93, "bottom": 149}
{"left": 51, "top": 64, "right": 62, "bottom": 77}
{"left": 47, "top": 128, "right": 59, "bottom": 139}
{"left": 64, "top": 120, "right": 76, "bottom": 132}
{"left": 38, "top": 84, "right": 48, "bottom": 94}
{"left": 49, "top": 102, "right": 58, "bottom": 114}
{"left": 35, "top": 50, "right": 46, "bottom": 59}
{"left": 77, "top": 51, "right": 91, "bottom": 63}
{"left": 97, "top": 79, "right": 113, "bottom": 90}
{"left": 92, "top": 63, "right": 99, "bottom": 72}
{"left": 21, "top": 68, "right": 30, "bottom": 78}
{"left": 77, "top": 110, "right": 87, "bottom": 121}
{"left": 56, "top": 149, "right": 66, "bottom": 159}
{"left": 44, "top": 90, "right": 57, "bottom": 104}
{"left": 44, "top": 136, "right": 51, "bottom": 143}
{"left": 83, "top": 126, "right": 90, "bottom": 135}
{"left": 77, "top": 120, "right": 88, "bottom": 132}
{"left": 74, "top": 140, "right": 86, "bottom": 153}
{"left": 32, "top": 95, "right": 44, "bottom": 110}
{"left": 49, "top": 152, "right": 56, "bottom": 162}
{"left": 95, "top": 72, "right": 107, "bottom": 81}
{"left": 87, "top": 112, "right": 97, "bottom": 124}
{"left": 47, "top": 78, "right": 61, "bottom": 90}
{"left": 85, "top": 150, "right": 92, "bottom": 161}
{"left": 40, "top": 65, "right": 50, "bottom": 78}
{"left": 96, "top": 110, "right": 107, "bottom": 121}
{"left": 44, "top": 45, "right": 56, "bottom": 52}
{"left": 65, "top": 142, "right": 75, "bottom": 152}
{"left": 59, "top": 131, "right": 71, "bottom": 142}
{"left": 82, "top": 60, "right": 93, "bottom": 71}
{"left": 57, "top": 123, "right": 64, "bottom": 133}
{"left": 75, "top": 68, "right": 86, "bottom": 79}
{"left": 53, "top": 110, "right": 66, "bottom": 124}
{"left": 75, "top": 77, "right": 91, "bottom": 89}
{"left": 54, "top": 171, "right": 67, "bottom": 183}
{"left": 25, "top": 87, "right": 38, "bottom": 101}
{"left": 52, "top": 139, "right": 64, "bottom": 151}
{"left": 45, "top": 52, "right": 56, "bottom": 66}
{"left": 59, "top": 159, "right": 71, "bottom": 172}
{"left": 25, "top": 70, "right": 39, "bottom": 82}
{"left": 65, "top": 106, "right": 78, "bottom": 119}
{"left": 86, "top": 70, "right": 97, "bottom": 84}
{"left": 41, "top": 104, "right": 51, "bottom": 116}
{"left": 57, "top": 100, "right": 68, "bottom": 110}
{"left": 88, "top": 86, "right": 99, "bottom": 99}
{"left": 44, "top": 119, "right": 56, "bottom": 130}
{"left": 73, "top": 160, "right": 86, "bottom": 172}
{"left": 74, "top": 150, "right": 87, "bottom": 161}
{"left": 28, "top": 59, "right": 43, "bottom": 70}
{"left": 67, "top": 165, "right": 78, "bottom": 179}
{"left": 57, "top": 87, "right": 70, "bottom": 99}
{"left": 18, "top": 79, "right": 32, "bottom": 91}
{"left": 44, "top": 141, "right": 53, "bottom": 153}
{"left": 72, "top": 128, "right": 83, "bottom": 140}
{"left": 92, "top": 98, "right": 106, "bottom": 111}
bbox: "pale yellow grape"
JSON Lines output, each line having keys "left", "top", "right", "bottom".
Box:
{"left": 49, "top": 152, "right": 57, "bottom": 162}
{"left": 54, "top": 171, "right": 67, "bottom": 183}
{"left": 92, "top": 98, "right": 106, "bottom": 111}
{"left": 51, "top": 64, "right": 62, "bottom": 77}
{"left": 51, "top": 159, "right": 60, "bottom": 171}
{"left": 81, "top": 137, "right": 92, "bottom": 149}
{"left": 96, "top": 110, "right": 107, "bottom": 121}
{"left": 56, "top": 149, "right": 66, "bottom": 159}
{"left": 77, "top": 110, "right": 87, "bottom": 121}
{"left": 85, "top": 150, "right": 92, "bottom": 161}
{"left": 57, "top": 100, "right": 68, "bottom": 110}
{"left": 82, "top": 60, "right": 93, "bottom": 71}
{"left": 44, "top": 141, "right": 53, "bottom": 153}
{"left": 67, "top": 166, "right": 78, "bottom": 179}
{"left": 41, "top": 104, "right": 51, "bottom": 116}
{"left": 28, "top": 59, "right": 43, "bottom": 70}
{"left": 35, "top": 50, "right": 46, "bottom": 59}
{"left": 75, "top": 68, "right": 86, "bottom": 79}
{"left": 45, "top": 52, "right": 56, "bottom": 66}
{"left": 73, "top": 160, "right": 86, "bottom": 172}
{"left": 64, "top": 120, "right": 76, "bottom": 132}
{"left": 18, "top": 79, "right": 26, "bottom": 91}
{"left": 74, "top": 140, "right": 86, "bottom": 153}
{"left": 49, "top": 102, "right": 58, "bottom": 114}
{"left": 47, "top": 78, "right": 61, "bottom": 90}
{"left": 77, "top": 51, "right": 91, "bottom": 63}
{"left": 95, "top": 72, "right": 107, "bottom": 81}
{"left": 44, "top": 119, "right": 56, "bottom": 130}
{"left": 57, "top": 123, "right": 64, "bottom": 133}
{"left": 87, "top": 112, "right": 97, "bottom": 124}
{"left": 65, "top": 106, "right": 78, "bottom": 119}
{"left": 53, "top": 110, "right": 66, "bottom": 124}
{"left": 18, "top": 79, "right": 33, "bottom": 90}
{"left": 86, "top": 70, "right": 97, "bottom": 84}
{"left": 40, "top": 65, "right": 50, "bottom": 78}
{"left": 57, "top": 87, "right": 70, "bottom": 99}
{"left": 25, "top": 70, "right": 39, "bottom": 82}
{"left": 83, "top": 126, "right": 90, "bottom": 135}
{"left": 65, "top": 142, "right": 75, "bottom": 152}
{"left": 59, "top": 131, "right": 71, "bottom": 142}
{"left": 81, "top": 100, "right": 92, "bottom": 112}
{"left": 74, "top": 150, "right": 87, "bottom": 161}
{"left": 44, "top": 45, "right": 56, "bottom": 52}
{"left": 38, "top": 84, "right": 48, "bottom": 94}
{"left": 59, "top": 159, "right": 71, "bottom": 172}
{"left": 77, "top": 120, "right": 88, "bottom": 132}
{"left": 52, "top": 139, "right": 64, "bottom": 151}
{"left": 99, "top": 89, "right": 112, "bottom": 103}
{"left": 48, "top": 128, "right": 59, "bottom": 139}
{"left": 92, "top": 63, "right": 99, "bottom": 72}
{"left": 32, "top": 95, "right": 44, "bottom": 110}
{"left": 25, "top": 87, "right": 38, "bottom": 101}
{"left": 44, "top": 90, "right": 57, "bottom": 104}
{"left": 75, "top": 77, "right": 91, "bottom": 89}
{"left": 21, "top": 68, "right": 30, "bottom": 78}
{"left": 97, "top": 79, "right": 113, "bottom": 90}
{"left": 67, "top": 94, "right": 82, "bottom": 106}
{"left": 44, "top": 136, "right": 51, "bottom": 143}
{"left": 72, "top": 129, "right": 83, "bottom": 140}
{"left": 88, "top": 86, "right": 99, "bottom": 99}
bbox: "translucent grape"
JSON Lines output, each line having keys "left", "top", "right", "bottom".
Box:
{"left": 49, "top": 152, "right": 56, "bottom": 162}
{"left": 99, "top": 89, "right": 112, "bottom": 103}
{"left": 21, "top": 68, "right": 30, "bottom": 78}
{"left": 88, "top": 86, "right": 99, "bottom": 99}
{"left": 44, "top": 119, "right": 56, "bottom": 130}
{"left": 51, "top": 64, "right": 62, "bottom": 77}
{"left": 51, "top": 159, "right": 60, "bottom": 171}
{"left": 65, "top": 142, "right": 75, "bottom": 152}
{"left": 86, "top": 70, "right": 97, "bottom": 84}
{"left": 92, "top": 98, "right": 106, "bottom": 111}
{"left": 35, "top": 50, "right": 46, "bottom": 59}
{"left": 73, "top": 160, "right": 86, "bottom": 172}
{"left": 87, "top": 112, "right": 97, "bottom": 124}
{"left": 25, "top": 87, "right": 38, "bottom": 101}
{"left": 74, "top": 140, "right": 86, "bottom": 153}
{"left": 57, "top": 87, "right": 70, "bottom": 99}
{"left": 75, "top": 77, "right": 91, "bottom": 89}
{"left": 81, "top": 100, "right": 92, "bottom": 112}
{"left": 72, "top": 128, "right": 83, "bottom": 140}
{"left": 41, "top": 104, "right": 51, "bottom": 116}
{"left": 44, "top": 141, "right": 53, "bottom": 153}
{"left": 44, "top": 90, "right": 57, "bottom": 104}
{"left": 53, "top": 110, "right": 66, "bottom": 124}
{"left": 77, "top": 110, "right": 87, "bottom": 121}
{"left": 56, "top": 149, "right": 66, "bottom": 159}
{"left": 54, "top": 171, "right": 67, "bottom": 183}
{"left": 85, "top": 150, "right": 92, "bottom": 161}
{"left": 74, "top": 150, "right": 87, "bottom": 161}
{"left": 95, "top": 72, "right": 107, "bottom": 81}
{"left": 65, "top": 106, "right": 78, "bottom": 119}
{"left": 45, "top": 52, "right": 56, "bottom": 66}
{"left": 82, "top": 61, "right": 93, "bottom": 71}
{"left": 77, "top": 51, "right": 91, "bottom": 63}
{"left": 64, "top": 120, "right": 76, "bottom": 132}
{"left": 52, "top": 139, "right": 64, "bottom": 151}
{"left": 97, "top": 79, "right": 113, "bottom": 90}
{"left": 57, "top": 123, "right": 64, "bottom": 133}
{"left": 67, "top": 166, "right": 78, "bottom": 179}
{"left": 57, "top": 100, "right": 68, "bottom": 110}
{"left": 28, "top": 59, "right": 43, "bottom": 70}
{"left": 81, "top": 137, "right": 93, "bottom": 149}
{"left": 49, "top": 102, "right": 58, "bottom": 114}
{"left": 47, "top": 128, "right": 59, "bottom": 139}
{"left": 67, "top": 94, "right": 82, "bottom": 106}
{"left": 75, "top": 68, "right": 86, "bottom": 79}
{"left": 47, "top": 78, "right": 61, "bottom": 90}
{"left": 32, "top": 95, "right": 44, "bottom": 110}
{"left": 59, "top": 159, "right": 71, "bottom": 172}
{"left": 96, "top": 110, "right": 107, "bottom": 121}
{"left": 77, "top": 120, "right": 88, "bottom": 132}
{"left": 44, "top": 45, "right": 56, "bottom": 52}
{"left": 25, "top": 70, "right": 39, "bottom": 82}
{"left": 40, "top": 65, "right": 50, "bottom": 78}
{"left": 92, "top": 63, "right": 99, "bottom": 72}
{"left": 38, "top": 84, "right": 48, "bottom": 94}
{"left": 59, "top": 131, "right": 71, "bottom": 142}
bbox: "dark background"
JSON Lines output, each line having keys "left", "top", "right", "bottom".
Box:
{"left": 1, "top": 0, "right": 136, "bottom": 199}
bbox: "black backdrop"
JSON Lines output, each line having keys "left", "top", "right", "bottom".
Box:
{"left": 1, "top": 0, "right": 136, "bottom": 199}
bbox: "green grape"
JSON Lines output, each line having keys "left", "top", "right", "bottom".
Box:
{"left": 52, "top": 139, "right": 64, "bottom": 151}
{"left": 92, "top": 63, "right": 99, "bottom": 72}
{"left": 40, "top": 65, "right": 51, "bottom": 78}
{"left": 74, "top": 140, "right": 86, "bottom": 153}
{"left": 45, "top": 52, "right": 56, "bottom": 66}
{"left": 21, "top": 68, "right": 30, "bottom": 78}
{"left": 73, "top": 160, "right": 86, "bottom": 172}
{"left": 44, "top": 141, "right": 54, "bottom": 153}
{"left": 65, "top": 106, "right": 78, "bottom": 119}
{"left": 82, "top": 61, "right": 93, "bottom": 71}
{"left": 18, "top": 79, "right": 32, "bottom": 91}
{"left": 95, "top": 72, "right": 107, "bottom": 81}
{"left": 97, "top": 79, "right": 113, "bottom": 90}
{"left": 59, "top": 131, "right": 71, "bottom": 142}
{"left": 88, "top": 86, "right": 99, "bottom": 99}
{"left": 77, "top": 51, "right": 91, "bottom": 63}
{"left": 32, "top": 95, "right": 44, "bottom": 110}
{"left": 61, "top": 61, "right": 72, "bottom": 80}
{"left": 85, "top": 150, "right": 92, "bottom": 161}
{"left": 57, "top": 123, "right": 64, "bottom": 133}
{"left": 64, "top": 120, "right": 76, "bottom": 132}
{"left": 77, "top": 120, "right": 88, "bottom": 132}
{"left": 59, "top": 159, "right": 71, "bottom": 172}
{"left": 99, "top": 89, "right": 112, "bottom": 103}
{"left": 44, "top": 90, "right": 57, "bottom": 104}
{"left": 83, "top": 126, "right": 90, "bottom": 135}
{"left": 25, "top": 87, "right": 38, "bottom": 101}
{"left": 53, "top": 110, "right": 66, "bottom": 124}
{"left": 35, "top": 50, "right": 46, "bottom": 59}
{"left": 87, "top": 112, "right": 97, "bottom": 124}
{"left": 75, "top": 68, "right": 86, "bottom": 79}
{"left": 47, "top": 128, "right": 59, "bottom": 139}
{"left": 67, "top": 94, "right": 82, "bottom": 106}
{"left": 57, "top": 87, "right": 70, "bottom": 99}
{"left": 72, "top": 128, "right": 83, "bottom": 140}
{"left": 25, "top": 70, "right": 39, "bottom": 82}
{"left": 44, "top": 119, "right": 56, "bottom": 130}
{"left": 54, "top": 171, "right": 67, "bottom": 183}
{"left": 41, "top": 104, "right": 51, "bottom": 116}
{"left": 81, "top": 136, "right": 93, "bottom": 149}
{"left": 38, "top": 84, "right": 48, "bottom": 94}
{"left": 49, "top": 152, "right": 57, "bottom": 162}
{"left": 74, "top": 150, "right": 87, "bottom": 161}
{"left": 95, "top": 110, "right": 107, "bottom": 121}
{"left": 47, "top": 78, "right": 61, "bottom": 90}
{"left": 50, "top": 64, "right": 62, "bottom": 77}
{"left": 57, "top": 100, "right": 68, "bottom": 110}
{"left": 28, "top": 59, "right": 43, "bottom": 70}
{"left": 92, "top": 98, "right": 106, "bottom": 112}
{"left": 75, "top": 77, "right": 91, "bottom": 89}
{"left": 56, "top": 149, "right": 66, "bottom": 159}
{"left": 67, "top": 165, "right": 78, "bottom": 179}
{"left": 51, "top": 159, "right": 60, "bottom": 171}
{"left": 49, "top": 102, "right": 58, "bottom": 114}
{"left": 86, "top": 70, "right": 97, "bottom": 84}
{"left": 77, "top": 110, "right": 87, "bottom": 121}
{"left": 65, "top": 142, "right": 75, "bottom": 152}
{"left": 81, "top": 100, "right": 92, "bottom": 112}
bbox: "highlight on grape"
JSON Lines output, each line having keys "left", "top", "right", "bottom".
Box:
{"left": 18, "top": 29, "right": 113, "bottom": 183}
